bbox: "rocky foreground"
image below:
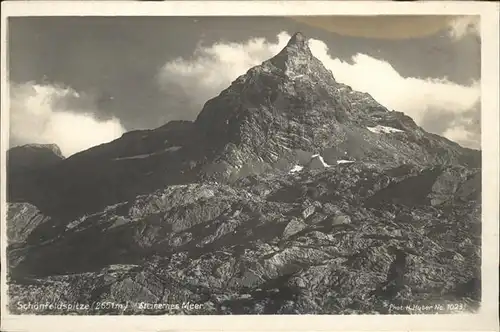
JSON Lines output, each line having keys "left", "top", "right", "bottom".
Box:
{"left": 6, "top": 32, "right": 481, "bottom": 314}
{"left": 7, "top": 162, "right": 481, "bottom": 314}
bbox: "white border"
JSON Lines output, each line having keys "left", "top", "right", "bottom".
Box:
{"left": 1, "top": 1, "right": 499, "bottom": 332}
{"left": 0, "top": 1, "right": 496, "bottom": 16}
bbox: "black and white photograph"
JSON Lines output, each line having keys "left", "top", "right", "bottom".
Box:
{"left": 1, "top": 1, "right": 499, "bottom": 331}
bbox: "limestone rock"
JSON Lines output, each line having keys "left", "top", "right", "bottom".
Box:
{"left": 6, "top": 32, "right": 481, "bottom": 315}
{"left": 283, "top": 219, "right": 308, "bottom": 239}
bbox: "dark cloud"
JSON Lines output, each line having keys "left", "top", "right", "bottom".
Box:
{"left": 420, "top": 100, "right": 481, "bottom": 149}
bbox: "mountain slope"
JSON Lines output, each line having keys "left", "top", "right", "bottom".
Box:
{"left": 194, "top": 32, "right": 479, "bottom": 181}
{"left": 6, "top": 32, "right": 481, "bottom": 315}
{"left": 8, "top": 33, "right": 479, "bottom": 221}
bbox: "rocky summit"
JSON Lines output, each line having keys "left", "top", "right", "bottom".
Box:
{"left": 6, "top": 32, "right": 481, "bottom": 315}
{"left": 7, "top": 143, "right": 64, "bottom": 174}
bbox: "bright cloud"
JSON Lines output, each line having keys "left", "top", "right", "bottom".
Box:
{"left": 158, "top": 32, "right": 480, "bottom": 149}
{"left": 157, "top": 33, "right": 291, "bottom": 120}
{"left": 9, "top": 82, "right": 126, "bottom": 157}
{"left": 309, "top": 39, "right": 480, "bottom": 138}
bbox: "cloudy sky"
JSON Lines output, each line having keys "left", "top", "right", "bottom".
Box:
{"left": 8, "top": 15, "right": 480, "bottom": 157}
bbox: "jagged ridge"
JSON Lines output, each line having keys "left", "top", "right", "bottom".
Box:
{"left": 194, "top": 32, "right": 479, "bottom": 181}
{"left": 6, "top": 32, "right": 481, "bottom": 315}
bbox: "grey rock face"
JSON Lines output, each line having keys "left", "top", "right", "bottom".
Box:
{"left": 6, "top": 33, "right": 481, "bottom": 315}
{"left": 6, "top": 203, "right": 51, "bottom": 245}
{"left": 301, "top": 205, "right": 316, "bottom": 219}
{"left": 331, "top": 214, "right": 351, "bottom": 226}
{"left": 6, "top": 163, "right": 481, "bottom": 314}
{"left": 283, "top": 219, "right": 308, "bottom": 239}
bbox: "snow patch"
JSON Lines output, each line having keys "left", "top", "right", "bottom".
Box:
{"left": 289, "top": 165, "right": 304, "bottom": 174}
{"left": 337, "top": 160, "right": 355, "bottom": 164}
{"left": 309, "top": 154, "right": 332, "bottom": 169}
{"left": 308, "top": 155, "right": 354, "bottom": 168}
{"left": 289, "top": 74, "right": 305, "bottom": 80}
{"left": 316, "top": 155, "right": 331, "bottom": 167}
{"left": 367, "top": 125, "right": 404, "bottom": 134}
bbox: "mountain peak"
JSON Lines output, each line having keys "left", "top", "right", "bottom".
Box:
{"left": 278, "top": 31, "right": 312, "bottom": 56}
{"left": 194, "top": 30, "right": 480, "bottom": 182}
{"left": 11, "top": 143, "right": 64, "bottom": 159}
{"left": 8, "top": 143, "right": 65, "bottom": 175}
{"left": 287, "top": 32, "right": 308, "bottom": 48}
{"left": 266, "top": 31, "right": 319, "bottom": 76}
